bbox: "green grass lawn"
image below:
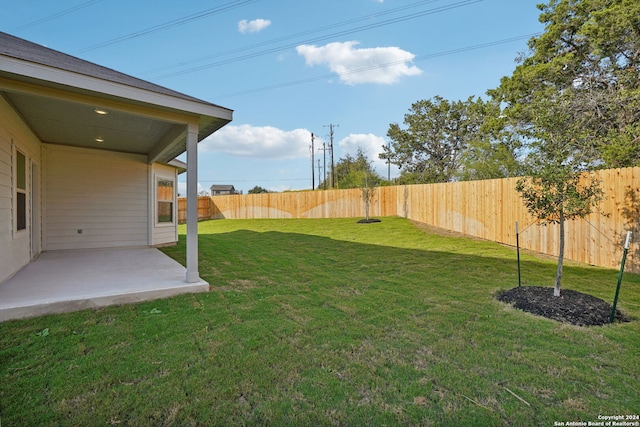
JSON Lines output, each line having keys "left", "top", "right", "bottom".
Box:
{"left": 1, "top": 217, "right": 639, "bottom": 426}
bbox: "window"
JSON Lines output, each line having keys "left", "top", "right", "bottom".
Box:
{"left": 16, "top": 150, "right": 26, "bottom": 231}
{"left": 157, "top": 178, "right": 174, "bottom": 224}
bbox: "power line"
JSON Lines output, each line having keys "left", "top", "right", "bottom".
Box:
{"left": 10, "top": 0, "right": 103, "bottom": 33}
{"left": 72, "top": 0, "right": 260, "bottom": 54}
{"left": 144, "top": 0, "right": 444, "bottom": 77}
{"left": 212, "top": 33, "right": 540, "bottom": 98}
{"left": 152, "top": 0, "right": 483, "bottom": 80}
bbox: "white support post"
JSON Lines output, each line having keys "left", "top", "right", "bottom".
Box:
{"left": 185, "top": 122, "right": 199, "bottom": 283}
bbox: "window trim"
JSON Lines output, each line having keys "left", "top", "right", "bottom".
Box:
{"left": 156, "top": 175, "right": 176, "bottom": 226}
{"left": 14, "top": 146, "right": 27, "bottom": 234}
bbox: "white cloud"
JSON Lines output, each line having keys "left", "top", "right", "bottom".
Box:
{"left": 296, "top": 41, "right": 422, "bottom": 85}
{"left": 339, "top": 133, "right": 399, "bottom": 177}
{"left": 201, "top": 124, "right": 312, "bottom": 159}
{"left": 177, "top": 181, "right": 205, "bottom": 197}
{"left": 238, "top": 18, "right": 271, "bottom": 34}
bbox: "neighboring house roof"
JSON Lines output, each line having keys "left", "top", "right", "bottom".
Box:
{"left": 210, "top": 185, "right": 236, "bottom": 192}
{"left": 0, "top": 32, "right": 233, "bottom": 163}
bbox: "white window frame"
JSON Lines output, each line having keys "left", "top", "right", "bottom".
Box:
{"left": 155, "top": 175, "right": 176, "bottom": 226}
{"left": 13, "top": 145, "right": 28, "bottom": 235}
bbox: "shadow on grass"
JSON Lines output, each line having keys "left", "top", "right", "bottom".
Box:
{"left": 163, "top": 226, "right": 640, "bottom": 326}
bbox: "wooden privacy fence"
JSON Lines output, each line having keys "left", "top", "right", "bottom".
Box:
{"left": 179, "top": 167, "right": 639, "bottom": 273}
{"left": 178, "top": 196, "right": 214, "bottom": 223}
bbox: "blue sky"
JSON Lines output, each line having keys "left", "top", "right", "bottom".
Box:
{"left": 3, "top": 0, "right": 544, "bottom": 194}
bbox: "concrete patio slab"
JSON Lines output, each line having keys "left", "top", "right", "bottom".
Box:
{"left": 0, "top": 248, "right": 208, "bottom": 322}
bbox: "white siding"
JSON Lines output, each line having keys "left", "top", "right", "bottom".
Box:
{"left": 150, "top": 163, "right": 178, "bottom": 246}
{"left": 0, "top": 127, "right": 11, "bottom": 243}
{"left": 43, "top": 145, "right": 149, "bottom": 250}
{"left": 0, "top": 97, "right": 42, "bottom": 283}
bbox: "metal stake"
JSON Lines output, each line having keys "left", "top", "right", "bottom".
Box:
{"left": 610, "top": 231, "right": 632, "bottom": 323}
{"left": 516, "top": 221, "right": 521, "bottom": 287}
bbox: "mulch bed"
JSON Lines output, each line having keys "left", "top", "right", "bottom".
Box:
{"left": 357, "top": 218, "right": 382, "bottom": 223}
{"left": 496, "top": 286, "right": 630, "bottom": 327}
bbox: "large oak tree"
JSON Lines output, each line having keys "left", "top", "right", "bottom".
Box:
{"left": 381, "top": 96, "right": 522, "bottom": 184}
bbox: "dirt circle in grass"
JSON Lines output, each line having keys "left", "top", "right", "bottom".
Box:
{"left": 496, "top": 286, "right": 630, "bottom": 327}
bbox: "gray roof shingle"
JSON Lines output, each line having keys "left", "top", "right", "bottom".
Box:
{"left": 0, "top": 31, "right": 221, "bottom": 108}
{"left": 210, "top": 185, "right": 236, "bottom": 191}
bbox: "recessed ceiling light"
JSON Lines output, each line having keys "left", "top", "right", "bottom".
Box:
{"left": 94, "top": 108, "right": 108, "bottom": 115}
{"left": 95, "top": 137, "right": 104, "bottom": 143}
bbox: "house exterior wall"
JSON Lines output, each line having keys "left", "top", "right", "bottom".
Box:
{"left": 0, "top": 96, "right": 42, "bottom": 283}
{"left": 42, "top": 144, "right": 149, "bottom": 250}
{"left": 150, "top": 163, "right": 178, "bottom": 246}
{"left": 1, "top": 94, "right": 183, "bottom": 283}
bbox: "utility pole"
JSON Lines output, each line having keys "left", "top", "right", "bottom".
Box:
{"left": 317, "top": 159, "right": 322, "bottom": 190}
{"left": 323, "top": 142, "right": 326, "bottom": 189}
{"left": 318, "top": 142, "right": 330, "bottom": 190}
{"left": 310, "top": 133, "right": 315, "bottom": 190}
{"left": 324, "top": 124, "right": 338, "bottom": 188}
{"left": 387, "top": 140, "right": 391, "bottom": 181}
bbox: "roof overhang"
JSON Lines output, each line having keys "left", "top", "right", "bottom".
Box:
{"left": 168, "top": 159, "right": 187, "bottom": 174}
{"left": 0, "top": 48, "right": 232, "bottom": 165}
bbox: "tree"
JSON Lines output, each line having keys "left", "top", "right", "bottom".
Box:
{"left": 488, "top": 0, "right": 638, "bottom": 296}
{"left": 318, "top": 147, "right": 385, "bottom": 190}
{"left": 490, "top": 0, "right": 640, "bottom": 169}
{"left": 516, "top": 157, "right": 604, "bottom": 297}
{"left": 381, "top": 96, "right": 522, "bottom": 184}
{"left": 317, "top": 147, "right": 384, "bottom": 220}
{"left": 360, "top": 171, "right": 378, "bottom": 222}
{"left": 248, "top": 186, "right": 270, "bottom": 194}
{"left": 457, "top": 101, "right": 525, "bottom": 181}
